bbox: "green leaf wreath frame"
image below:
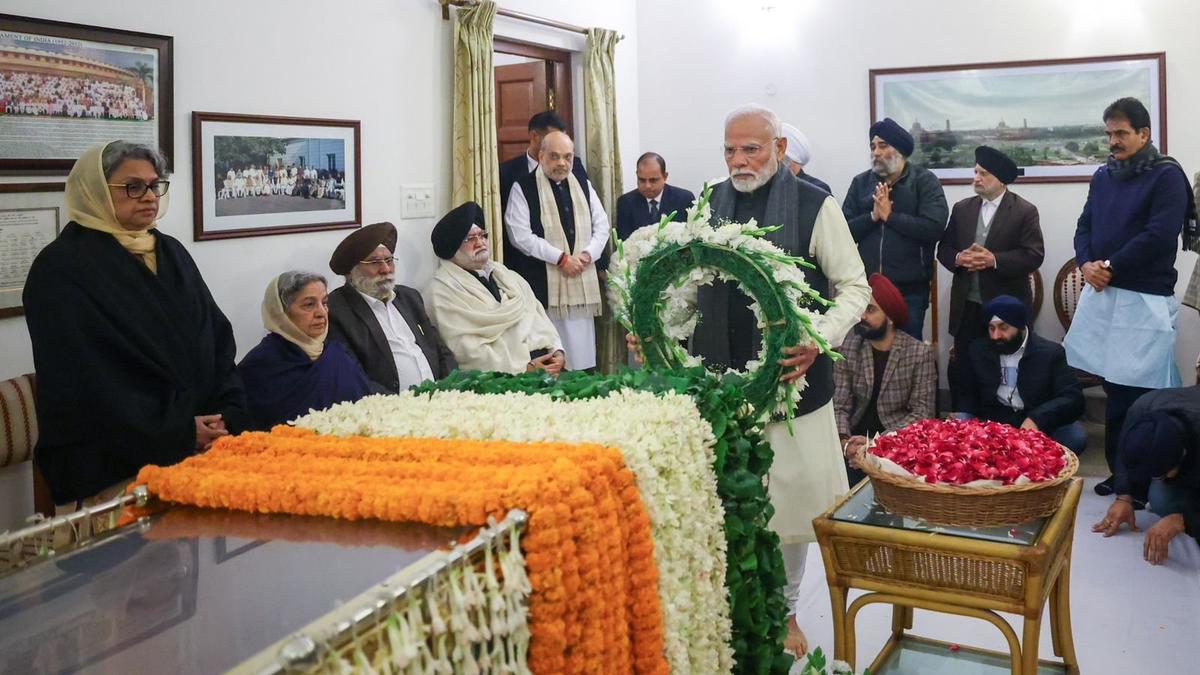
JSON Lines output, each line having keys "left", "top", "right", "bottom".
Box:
{"left": 610, "top": 185, "right": 840, "bottom": 420}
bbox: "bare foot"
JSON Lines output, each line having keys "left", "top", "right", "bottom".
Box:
{"left": 784, "top": 614, "right": 808, "bottom": 657}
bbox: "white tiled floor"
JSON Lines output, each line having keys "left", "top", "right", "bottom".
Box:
{"left": 792, "top": 478, "right": 1200, "bottom": 674}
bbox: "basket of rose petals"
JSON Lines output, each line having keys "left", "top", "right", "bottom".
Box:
{"left": 853, "top": 418, "right": 1079, "bottom": 527}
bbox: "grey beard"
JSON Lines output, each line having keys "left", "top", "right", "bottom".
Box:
{"left": 452, "top": 248, "right": 491, "bottom": 273}
{"left": 348, "top": 268, "right": 394, "bottom": 302}
{"left": 872, "top": 154, "right": 903, "bottom": 177}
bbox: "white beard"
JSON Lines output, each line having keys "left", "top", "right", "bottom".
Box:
{"left": 730, "top": 154, "right": 779, "bottom": 193}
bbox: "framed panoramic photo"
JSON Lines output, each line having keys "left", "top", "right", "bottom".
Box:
{"left": 0, "top": 182, "right": 64, "bottom": 318}
{"left": 0, "top": 14, "right": 173, "bottom": 173}
{"left": 192, "top": 111, "right": 361, "bottom": 241}
{"left": 870, "top": 53, "right": 1166, "bottom": 184}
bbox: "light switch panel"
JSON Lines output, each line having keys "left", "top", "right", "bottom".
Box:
{"left": 401, "top": 183, "right": 435, "bottom": 219}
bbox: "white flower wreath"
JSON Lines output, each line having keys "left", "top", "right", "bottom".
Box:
{"left": 608, "top": 185, "right": 838, "bottom": 419}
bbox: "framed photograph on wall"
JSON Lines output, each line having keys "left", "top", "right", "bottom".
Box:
{"left": 0, "top": 14, "right": 173, "bottom": 173}
{"left": 0, "top": 182, "right": 64, "bottom": 318}
{"left": 192, "top": 111, "right": 361, "bottom": 241}
{"left": 870, "top": 53, "right": 1166, "bottom": 184}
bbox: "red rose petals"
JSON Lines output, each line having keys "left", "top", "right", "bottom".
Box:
{"left": 869, "top": 419, "right": 1067, "bottom": 486}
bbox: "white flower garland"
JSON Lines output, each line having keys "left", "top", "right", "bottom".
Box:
{"left": 607, "top": 189, "right": 833, "bottom": 417}
{"left": 296, "top": 389, "right": 735, "bottom": 673}
{"left": 329, "top": 525, "right": 531, "bottom": 675}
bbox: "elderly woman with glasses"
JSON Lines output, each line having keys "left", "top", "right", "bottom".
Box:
{"left": 23, "top": 140, "right": 248, "bottom": 508}
{"left": 238, "top": 271, "right": 370, "bottom": 429}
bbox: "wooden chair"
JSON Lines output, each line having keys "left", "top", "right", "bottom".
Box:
{"left": 1028, "top": 271, "right": 1044, "bottom": 321}
{"left": 0, "top": 373, "right": 53, "bottom": 516}
{"left": 1052, "top": 259, "right": 1087, "bottom": 331}
{"left": 1051, "top": 259, "right": 1104, "bottom": 388}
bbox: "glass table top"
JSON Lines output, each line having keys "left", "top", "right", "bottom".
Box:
{"left": 831, "top": 481, "right": 1047, "bottom": 546}
{"left": 0, "top": 507, "right": 470, "bottom": 675}
{"left": 874, "top": 636, "right": 1067, "bottom": 674}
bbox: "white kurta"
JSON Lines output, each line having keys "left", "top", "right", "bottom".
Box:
{"left": 768, "top": 196, "right": 871, "bottom": 545}
{"left": 505, "top": 177, "right": 611, "bottom": 371}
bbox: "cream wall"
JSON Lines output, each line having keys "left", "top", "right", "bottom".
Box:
{"left": 635, "top": 0, "right": 1199, "bottom": 385}
{"left": 0, "top": 0, "right": 640, "bottom": 527}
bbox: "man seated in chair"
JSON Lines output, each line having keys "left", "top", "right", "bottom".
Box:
{"left": 1093, "top": 384, "right": 1200, "bottom": 565}
{"left": 834, "top": 273, "right": 936, "bottom": 486}
{"left": 954, "top": 295, "right": 1087, "bottom": 455}
{"left": 428, "top": 201, "right": 565, "bottom": 375}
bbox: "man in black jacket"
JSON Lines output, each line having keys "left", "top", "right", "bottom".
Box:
{"left": 326, "top": 222, "right": 457, "bottom": 393}
{"left": 613, "top": 152, "right": 694, "bottom": 240}
{"left": 956, "top": 295, "right": 1087, "bottom": 454}
{"left": 1093, "top": 385, "right": 1200, "bottom": 565}
{"left": 842, "top": 118, "right": 949, "bottom": 338}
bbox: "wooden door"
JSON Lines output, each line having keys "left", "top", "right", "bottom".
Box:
{"left": 495, "top": 62, "right": 546, "bottom": 162}
{"left": 494, "top": 39, "right": 574, "bottom": 163}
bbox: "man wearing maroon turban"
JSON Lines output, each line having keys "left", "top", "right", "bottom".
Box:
{"left": 834, "top": 273, "right": 937, "bottom": 485}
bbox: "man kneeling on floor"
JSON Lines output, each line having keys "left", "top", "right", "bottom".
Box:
{"left": 1093, "top": 384, "right": 1200, "bottom": 565}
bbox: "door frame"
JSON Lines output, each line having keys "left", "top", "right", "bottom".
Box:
{"left": 494, "top": 37, "right": 574, "bottom": 136}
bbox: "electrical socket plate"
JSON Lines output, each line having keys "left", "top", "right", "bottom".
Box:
{"left": 400, "top": 183, "right": 435, "bottom": 219}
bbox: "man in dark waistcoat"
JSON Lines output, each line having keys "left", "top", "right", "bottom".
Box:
{"left": 691, "top": 103, "right": 871, "bottom": 657}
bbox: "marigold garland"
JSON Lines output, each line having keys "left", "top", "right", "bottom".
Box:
{"left": 297, "top": 388, "right": 735, "bottom": 672}
{"left": 136, "top": 433, "right": 667, "bottom": 675}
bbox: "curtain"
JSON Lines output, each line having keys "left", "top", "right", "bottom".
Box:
{"left": 584, "top": 27, "right": 624, "bottom": 373}
{"left": 451, "top": 0, "right": 503, "bottom": 261}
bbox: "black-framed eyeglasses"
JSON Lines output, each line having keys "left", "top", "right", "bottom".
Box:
{"left": 464, "top": 231, "right": 489, "bottom": 244}
{"left": 106, "top": 180, "right": 170, "bottom": 199}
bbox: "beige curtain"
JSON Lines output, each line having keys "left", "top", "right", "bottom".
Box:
{"left": 584, "top": 27, "right": 624, "bottom": 373}
{"left": 451, "top": 0, "right": 503, "bottom": 261}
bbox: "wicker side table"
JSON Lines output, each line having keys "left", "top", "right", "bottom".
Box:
{"left": 813, "top": 478, "right": 1082, "bottom": 675}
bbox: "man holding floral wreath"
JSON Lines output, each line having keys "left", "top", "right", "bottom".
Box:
{"left": 690, "top": 104, "right": 872, "bottom": 656}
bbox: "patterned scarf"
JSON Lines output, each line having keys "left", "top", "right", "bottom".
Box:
{"left": 1105, "top": 142, "right": 1160, "bottom": 181}
{"left": 1107, "top": 143, "right": 1198, "bottom": 252}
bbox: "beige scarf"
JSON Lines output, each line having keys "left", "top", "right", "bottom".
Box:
{"left": 534, "top": 166, "right": 602, "bottom": 319}
{"left": 66, "top": 142, "right": 168, "bottom": 273}
{"left": 429, "top": 260, "right": 560, "bottom": 374}
{"left": 262, "top": 274, "right": 326, "bottom": 361}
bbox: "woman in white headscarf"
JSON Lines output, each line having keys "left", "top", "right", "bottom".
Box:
{"left": 23, "top": 141, "right": 247, "bottom": 508}
{"left": 237, "top": 271, "right": 370, "bottom": 429}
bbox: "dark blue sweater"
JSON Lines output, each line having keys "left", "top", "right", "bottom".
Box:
{"left": 1074, "top": 162, "right": 1188, "bottom": 295}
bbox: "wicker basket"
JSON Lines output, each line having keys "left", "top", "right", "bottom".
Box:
{"left": 853, "top": 447, "right": 1079, "bottom": 528}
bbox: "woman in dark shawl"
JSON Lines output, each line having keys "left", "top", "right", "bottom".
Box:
{"left": 238, "top": 271, "right": 370, "bottom": 429}
{"left": 24, "top": 141, "right": 248, "bottom": 508}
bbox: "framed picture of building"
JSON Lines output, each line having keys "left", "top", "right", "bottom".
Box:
{"left": 192, "top": 111, "right": 361, "bottom": 241}
{"left": 0, "top": 14, "right": 173, "bottom": 173}
{"left": 870, "top": 53, "right": 1166, "bottom": 184}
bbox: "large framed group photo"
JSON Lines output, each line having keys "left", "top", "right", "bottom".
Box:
{"left": 0, "top": 13, "right": 173, "bottom": 173}
{"left": 870, "top": 52, "right": 1166, "bottom": 184}
{"left": 192, "top": 111, "right": 361, "bottom": 241}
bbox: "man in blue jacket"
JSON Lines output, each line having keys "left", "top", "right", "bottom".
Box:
{"left": 1092, "top": 385, "right": 1200, "bottom": 565}
{"left": 842, "top": 118, "right": 948, "bottom": 338}
{"left": 1064, "top": 97, "right": 1191, "bottom": 496}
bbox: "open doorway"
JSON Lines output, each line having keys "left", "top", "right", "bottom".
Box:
{"left": 493, "top": 38, "right": 573, "bottom": 162}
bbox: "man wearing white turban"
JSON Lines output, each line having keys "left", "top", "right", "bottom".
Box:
{"left": 781, "top": 122, "right": 831, "bottom": 195}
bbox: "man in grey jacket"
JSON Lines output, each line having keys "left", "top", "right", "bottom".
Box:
{"left": 842, "top": 118, "right": 949, "bottom": 338}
